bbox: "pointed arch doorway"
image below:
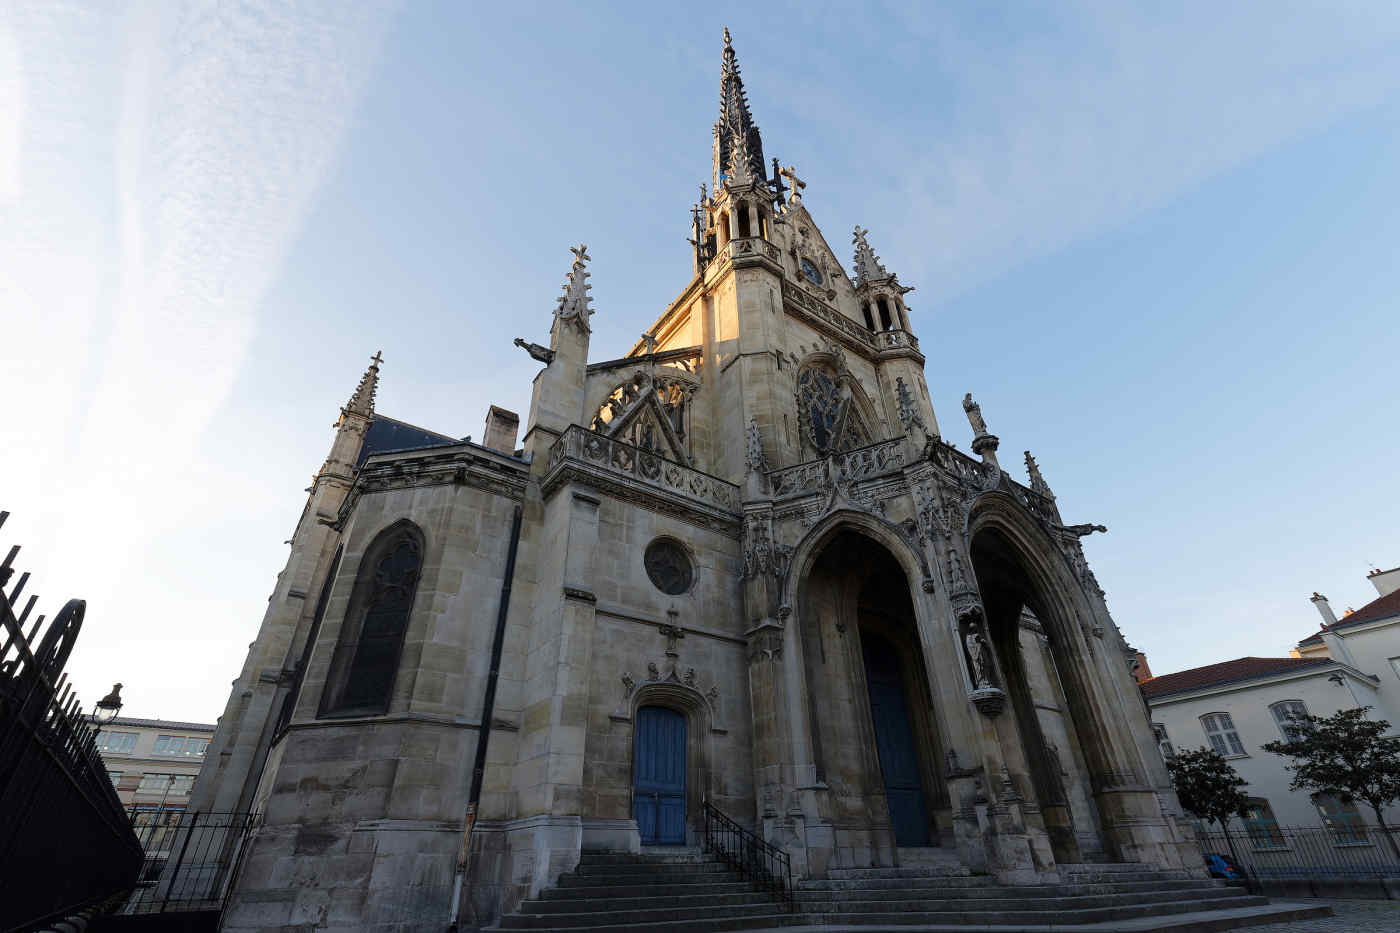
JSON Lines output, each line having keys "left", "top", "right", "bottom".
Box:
{"left": 799, "top": 529, "right": 947, "bottom": 850}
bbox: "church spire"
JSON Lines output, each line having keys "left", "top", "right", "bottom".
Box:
{"left": 713, "top": 28, "right": 766, "bottom": 191}
{"left": 344, "top": 351, "right": 382, "bottom": 418}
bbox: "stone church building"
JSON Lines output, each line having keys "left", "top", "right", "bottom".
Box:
{"left": 191, "top": 30, "right": 1202, "bottom": 931}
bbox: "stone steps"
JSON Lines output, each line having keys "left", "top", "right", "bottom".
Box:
{"left": 495, "top": 851, "right": 1327, "bottom": 933}
{"left": 502, "top": 851, "right": 793, "bottom": 932}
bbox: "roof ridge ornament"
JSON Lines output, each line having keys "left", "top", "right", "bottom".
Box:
{"left": 852, "top": 226, "right": 888, "bottom": 286}
{"left": 555, "top": 244, "right": 594, "bottom": 333}
{"left": 1024, "top": 450, "right": 1055, "bottom": 500}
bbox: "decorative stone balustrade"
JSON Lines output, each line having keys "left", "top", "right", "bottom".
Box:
{"left": 781, "top": 281, "right": 877, "bottom": 350}
{"left": 875, "top": 328, "right": 920, "bottom": 353}
{"left": 546, "top": 426, "right": 741, "bottom": 515}
{"left": 767, "top": 437, "right": 908, "bottom": 498}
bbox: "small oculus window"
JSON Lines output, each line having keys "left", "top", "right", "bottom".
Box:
{"left": 644, "top": 538, "right": 693, "bottom": 595}
{"left": 800, "top": 257, "right": 823, "bottom": 285}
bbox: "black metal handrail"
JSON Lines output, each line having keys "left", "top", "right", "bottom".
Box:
{"left": 700, "top": 801, "right": 794, "bottom": 910}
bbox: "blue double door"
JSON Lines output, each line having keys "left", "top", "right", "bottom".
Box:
{"left": 633, "top": 706, "right": 687, "bottom": 845}
{"left": 863, "top": 633, "right": 931, "bottom": 847}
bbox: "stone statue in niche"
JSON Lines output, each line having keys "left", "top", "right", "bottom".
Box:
{"left": 947, "top": 547, "right": 969, "bottom": 590}
{"left": 964, "top": 628, "right": 993, "bottom": 689}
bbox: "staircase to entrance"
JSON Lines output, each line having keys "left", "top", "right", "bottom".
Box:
{"left": 498, "top": 851, "right": 1333, "bottom": 933}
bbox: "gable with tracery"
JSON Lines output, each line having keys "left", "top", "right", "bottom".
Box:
{"left": 590, "top": 369, "right": 699, "bottom": 465}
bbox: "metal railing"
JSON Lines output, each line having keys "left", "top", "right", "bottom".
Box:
{"left": 700, "top": 801, "right": 794, "bottom": 910}
{"left": 1197, "top": 824, "right": 1400, "bottom": 882}
{"left": 121, "top": 810, "right": 260, "bottom": 915}
{"left": 0, "top": 510, "right": 144, "bottom": 932}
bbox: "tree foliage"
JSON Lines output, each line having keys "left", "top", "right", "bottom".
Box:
{"left": 1262, "top": 706, "right": 1400, "bottom": 841}
{"left": 1167, "top": 747, "right": 1250, "bottom": 830}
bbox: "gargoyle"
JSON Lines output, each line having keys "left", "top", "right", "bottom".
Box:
{"left": 513, "top": 337, "right": 554, "bottom": 365}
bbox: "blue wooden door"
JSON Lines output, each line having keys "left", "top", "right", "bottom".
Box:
{"left": 862, "top": 634, "right": 930, "bottom": 846}
{"left": 633, "top": 706, "right": 686, "bottom": 845}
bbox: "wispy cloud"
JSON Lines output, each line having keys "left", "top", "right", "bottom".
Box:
{"left": 1, "top": 0, "right": 396, "bottom": 716}
{"left": 779, "top": 2, "right": 1400, "bottom": 303}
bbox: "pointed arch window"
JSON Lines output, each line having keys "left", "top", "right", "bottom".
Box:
{"left": 319, "top": 521, "right": 424, "bottom": 718}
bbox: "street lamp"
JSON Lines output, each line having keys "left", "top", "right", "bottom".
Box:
{"left": 94, "top": 682, "right": 124, "bottom": 724}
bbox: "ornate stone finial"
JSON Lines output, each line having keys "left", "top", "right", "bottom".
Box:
{"left": 727, "top": 127, "right": 755, "bottom": 187}
{"left": 555, "top": 244, "right": 594, "bottom": 332}
{"left": 852, "top": 226, "right": 889, "bottom": 286}
{"left": 1024, "top": 450, "right": 1054, "bottom": 499}
{"left": 895, "top": 377, "right": 926, "bottom": 436}
{"left": 344, "top": 351, "right": 382, "bottom": 418}
{"left": 962, "top": 392, "right": 988, "bottom": 437}
{"left": 744, "top": 419, "right": 768, "bottom": 473}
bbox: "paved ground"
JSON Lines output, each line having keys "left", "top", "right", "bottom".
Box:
{"left": 1243, "top": 898, "right": 1400, "bottom": 932}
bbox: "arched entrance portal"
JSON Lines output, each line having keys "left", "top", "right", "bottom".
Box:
{"left": 800, "top": 530, "right": 946, "bottom": 852}
{"left": 969, "top": 525, "right": 1106, "bottom": 863}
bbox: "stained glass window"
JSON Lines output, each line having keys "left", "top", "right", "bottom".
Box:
{"left": 321, "top": 522, "right": 424, "bottom": 718}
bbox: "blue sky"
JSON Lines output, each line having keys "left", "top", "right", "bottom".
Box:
{"left": 3, "top": 1, "right": 1398, "bottom": 721}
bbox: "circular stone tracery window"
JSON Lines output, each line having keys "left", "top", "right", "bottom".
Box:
{"left": 644, "top": 538, "right": 693, "bottom": 595}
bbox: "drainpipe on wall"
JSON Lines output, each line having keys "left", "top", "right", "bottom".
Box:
{"left": 448, "top": 503, "right": 523, "bottom": 932}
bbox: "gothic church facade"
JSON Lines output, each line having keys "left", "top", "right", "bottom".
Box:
{"left": 192, "top": 31, "right": 1199, "bottom": 931}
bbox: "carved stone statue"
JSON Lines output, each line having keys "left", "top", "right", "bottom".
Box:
{"left": 513, "top": 337, "right": 554, "bottom": 365}
{"left": 947, "top": 547, "right": 969, "bottom": 590}
{"left": 962, "top": 392, "right": 988, "bottom": 436}
{"left": 964, "top": 628, "right": 992, "bottom": 688}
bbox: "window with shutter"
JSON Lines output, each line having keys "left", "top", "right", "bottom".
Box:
{"left": 1200, "top": 712, "right": 1246, "bottom": 757}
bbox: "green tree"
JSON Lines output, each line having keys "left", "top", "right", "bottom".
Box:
{"left": 1262, "top": 706, "right": 1400, "bottom": 858}
{"left": 1167, "top": 747, "right": 1250, "bottom": 861}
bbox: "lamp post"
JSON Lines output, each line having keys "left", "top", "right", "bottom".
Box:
{"left": 94, "top": 682, "right": 124, "bottom": 725}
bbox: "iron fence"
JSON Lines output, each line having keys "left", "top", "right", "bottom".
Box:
{"left": 700, "top": 800, "right": 794, "bottom": 910}
{"left": 1197, "top": 824, "right": 1400, "bottom": 882}
{"left": 118, "top": 810, "right": 260, "bottom": 915}
{"left": 0, "top": 511, "right": 144, "bottom": 932}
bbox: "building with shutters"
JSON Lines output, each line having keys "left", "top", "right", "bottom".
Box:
{"left": 1141, "top": 565, "right": 1400, "bottom": 833}
{"left": 191, "top": 30, "right": 1200, "bottom": 931}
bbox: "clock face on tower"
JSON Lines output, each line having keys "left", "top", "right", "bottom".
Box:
{"left": 800, "top": 257, "right": 823, "bottom": 285}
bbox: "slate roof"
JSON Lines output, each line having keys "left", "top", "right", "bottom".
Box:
{"left": 1297, "top": 587, "right": 1400, "bottom": 646}
{"left": 357, "top": 414, "right": 461, "bottom": 466}
{"left": 1139, "top": 656, "right": 1332, "bottom": 700}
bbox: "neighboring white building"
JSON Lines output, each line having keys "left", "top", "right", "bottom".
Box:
{"left": 1142, "top": 566, "right": 1400, "bottom": 836}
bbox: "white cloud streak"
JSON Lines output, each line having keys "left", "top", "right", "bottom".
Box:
{"left": 1, "top": 0, "right": 396, "bottom": 717}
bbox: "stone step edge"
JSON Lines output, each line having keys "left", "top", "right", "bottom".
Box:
{"left": 489, "top": 901, "right": 1328, "bottom": 933}
{"left": 499, "top": 897, "right": 1266, "bottom": 930}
